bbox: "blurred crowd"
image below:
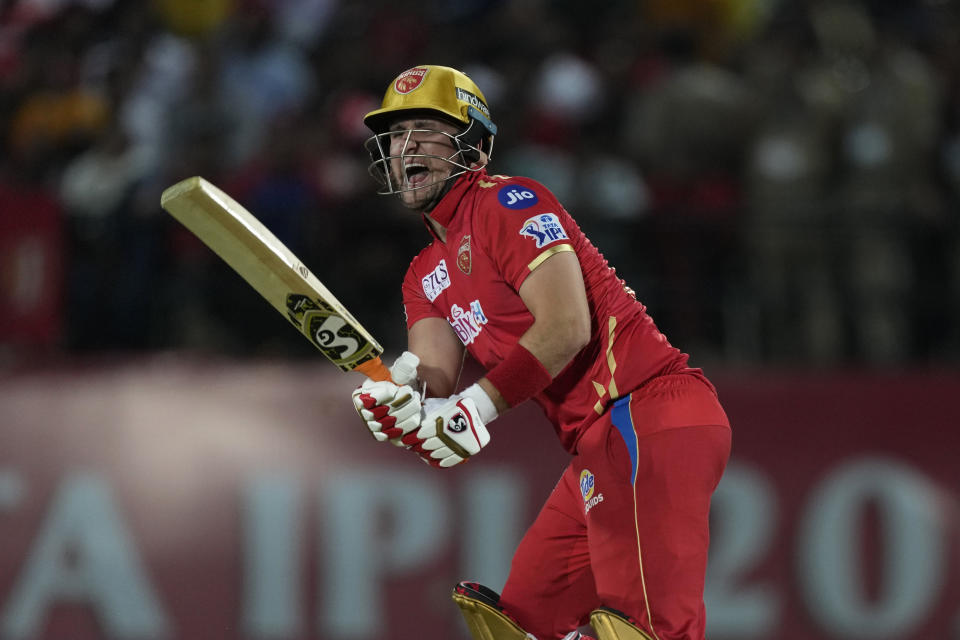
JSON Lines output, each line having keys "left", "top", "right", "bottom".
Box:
{"left": 1, "top": 0, "right": 958, "bottom": 368}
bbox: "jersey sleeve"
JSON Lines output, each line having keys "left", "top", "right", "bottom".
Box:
{"left": 401, "top": 255, "right": 444, "bottom": 330}
{"left": 476, "top": 179, "right": 577, "bottom": 292}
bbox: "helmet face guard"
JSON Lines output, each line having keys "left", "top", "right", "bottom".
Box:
{"left": 363, "top": 121, "right": 495, "bottom": 195}
{"left": 363, "top": 65, "right": 497, "bottom": 196}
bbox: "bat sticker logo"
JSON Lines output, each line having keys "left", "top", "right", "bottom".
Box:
{"left": 311, "top": 314, "right": 359, "bottom": 355}
{"left": 286, "top": 294, "right": 373, "bottom": 370}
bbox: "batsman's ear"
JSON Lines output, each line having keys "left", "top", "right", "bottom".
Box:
{"left": 456, "top": 119, "right": 492, "bottom": 165}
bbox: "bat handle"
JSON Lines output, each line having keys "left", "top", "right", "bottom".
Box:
{"left": 354, "top": 357, "right": 393, "bottom": 382}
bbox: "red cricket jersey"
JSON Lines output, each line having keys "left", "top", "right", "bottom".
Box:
{"left": 402, "top": 169, "right": 696, "bottom": 453}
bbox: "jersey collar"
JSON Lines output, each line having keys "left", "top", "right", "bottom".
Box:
{"left": 422, "top": 168, "right": 486, "bottom": 239}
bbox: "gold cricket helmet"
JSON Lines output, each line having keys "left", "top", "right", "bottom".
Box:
{"left": 364, "top": 65, "right": 497, "bottom": 139}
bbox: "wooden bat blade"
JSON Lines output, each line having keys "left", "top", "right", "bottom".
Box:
{"left": 161, "top": 176, "right": 390, "bottom": 380}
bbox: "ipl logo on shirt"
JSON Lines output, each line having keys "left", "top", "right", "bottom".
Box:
{"left": 520, "top": 213, "right": 569, "bottom": 248}
{"left": 580, "top": 469, "right": 604, "bottom": 514}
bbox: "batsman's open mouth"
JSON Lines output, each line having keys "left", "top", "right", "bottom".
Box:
{"left": 404, "top": 163, "right": 429, "bottom": 187}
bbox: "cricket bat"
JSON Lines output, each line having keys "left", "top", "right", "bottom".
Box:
{"left": 160, "top": 176, "right": 392, "bottom": 381}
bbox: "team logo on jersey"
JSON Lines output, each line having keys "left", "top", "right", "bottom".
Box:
{"left": 580, "top": 469, "right": 604, "bottom": 514}
{"left": 457, "top": 235, "right": 472, "bottom": 275}
{"left": 394, "top": 67, "right": 428, "bottom": 94}
{"left": 520, "top": 213, "right": 569, "bottom": 248}
{"left": 448, "top": 299, "right": 488, "bottom": 345}
{"left": 422, "top": 259, "right": 451, "bottom": 302}
{"left": 498, "top": 185, "right": 539, "bottom": 209}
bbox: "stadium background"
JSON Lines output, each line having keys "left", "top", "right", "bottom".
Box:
{"left": 0, "top": 0, "right": 958, "bottom": 638}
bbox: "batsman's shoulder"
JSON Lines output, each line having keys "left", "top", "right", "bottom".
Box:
{"left": 405, "top": 247, "right": 430, "bottom": 274}
{"left": 405, "top": 242, "right": 447, "bottom": 277}
{"left": 476, "top": 172, "right": 560, "bottom": 215}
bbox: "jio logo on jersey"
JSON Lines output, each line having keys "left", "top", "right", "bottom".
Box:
{"left": 520, "top": 213, "right": 569, "bottom": 248}
{"left": 498, "top": 185, "right": 539, "bottom": 209}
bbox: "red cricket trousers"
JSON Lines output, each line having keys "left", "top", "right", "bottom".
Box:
{"left": 499, "top": 372, "right": 731, "bottom": 640}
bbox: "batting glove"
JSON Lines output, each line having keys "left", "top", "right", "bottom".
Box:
{"left": 352, "top": 380, "right": 422, "bottom": 441}
{"left": 402, "top": 384, "right": 497, "bottom": 468}
{"left": 351, "top": 352, "right": 422, "bottom": 442}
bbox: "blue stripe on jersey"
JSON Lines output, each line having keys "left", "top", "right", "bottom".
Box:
{"left": 611, "top": 395, "right": 638, "bottom": 485}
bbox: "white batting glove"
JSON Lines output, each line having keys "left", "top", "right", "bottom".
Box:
{"left": 352, "top": 380, "right": 421, "bottom": 441}
{"left": 351, "top": 352, "right": 422, "bottom": 442}
{"left": 387, "top": 350, "right": 420, "bottom": 387}
{"left": 402, "top": 384, "right": 497, "bottom": 468}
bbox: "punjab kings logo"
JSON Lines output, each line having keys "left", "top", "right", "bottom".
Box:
{"left": 457, "top": 235, "right": 472, "bottom": 275}
{"left": 579, "top": 469, "right": 604, "bottom": 514}
{"left": 394, "top": 67, "right": 429, "bottom": 94}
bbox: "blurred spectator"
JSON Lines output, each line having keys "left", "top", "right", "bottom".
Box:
{"left": 738, "top": 13, "right": 842, "bottom": 364}
{"left": 218, "top": 2, "right": 314, "bottom": 165}
{"left": 620, "top": 27, "right": 754, "bottom": 358}
{"left": 8, "top": 8, "right": 110, "bottom": 175}
{"left": 154, "top": 0, "right": 233, "bottom": 39}
{"left": 117, "top": 15, "right": 200, "bottom": 174}
{"left": 0, "top": 152, "right": 64, "bottom": 360}
{"left": 58, "top": 123, "right": 159, "bottom": 351}
{"left": 813, "top": 2, "right": 943, "bottom": 364}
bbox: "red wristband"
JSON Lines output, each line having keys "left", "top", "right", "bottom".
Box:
{"left": 485, "top": 344, "right": 552, "bottom": 408}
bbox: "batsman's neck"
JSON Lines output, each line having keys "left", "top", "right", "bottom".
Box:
{"left": 424, "top": 213, "right": 448, "bottom": 243}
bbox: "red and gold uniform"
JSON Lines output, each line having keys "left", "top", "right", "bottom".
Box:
{"left": 402, "top": 168, "right": 731, "bottom": 640}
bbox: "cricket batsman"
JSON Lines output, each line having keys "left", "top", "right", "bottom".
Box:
{"left": 351, "top": 65, "right": 731, "bottom": 640}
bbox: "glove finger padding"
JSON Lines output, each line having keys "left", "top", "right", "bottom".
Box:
{"left": 353, "top": 379, "right": 402, "bottom": 408}
{"left": 377, "top": 394, "right": 421, "bottom": 439}
{"left": 415, "top": 397, "right": 490, "bottom": 468}
{"left": 352, "top": 380, "right": 422, "bottom": 442}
